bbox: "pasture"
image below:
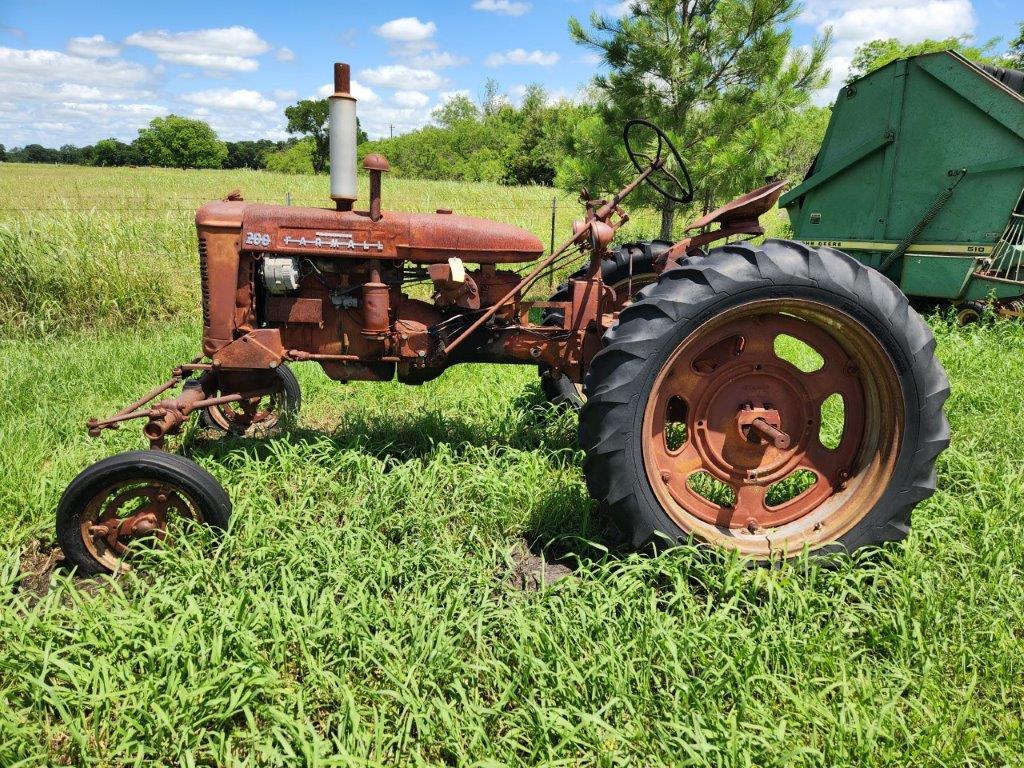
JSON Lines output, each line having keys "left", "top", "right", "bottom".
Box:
{"left": 0, "top": 163, "right": 1022, "bottom": 766}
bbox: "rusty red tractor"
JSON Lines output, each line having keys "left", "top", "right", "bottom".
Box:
{"left": 57, "top": 63, "right": 951, "bottom": 575}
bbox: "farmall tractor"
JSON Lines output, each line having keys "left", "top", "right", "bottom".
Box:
{"left": 57, "top": 64, "right": 950, "bottom": 575}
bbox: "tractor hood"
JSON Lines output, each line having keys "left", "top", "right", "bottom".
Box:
{"left": 197, "top": 202, "right": 544, "bottom": 265}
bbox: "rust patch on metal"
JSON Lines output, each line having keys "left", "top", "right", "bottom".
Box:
{"left": 266, "top": 297, "right": 324, "bottom": 326}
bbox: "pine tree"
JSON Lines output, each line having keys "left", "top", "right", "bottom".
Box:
{"left": 567, "top": 0, "right": 829, "bottom": 238}
{"left": 1010, "top": 22, "right": 1024, "bottom": 70}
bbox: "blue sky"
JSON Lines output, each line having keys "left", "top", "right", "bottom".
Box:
{"left": 0, "top": 0, "right": 1018, "bottom": 147}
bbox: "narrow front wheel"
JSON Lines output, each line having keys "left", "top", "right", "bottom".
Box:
{"left": 56, "top": 451, "right": 231, "bottom": 575}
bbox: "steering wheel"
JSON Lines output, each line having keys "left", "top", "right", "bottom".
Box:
{"left": 623, "top": 119, "right": 694, "bottom": 204}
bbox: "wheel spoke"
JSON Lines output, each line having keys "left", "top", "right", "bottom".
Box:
{"left": 804, "top": 365, "right": 857, "bottom": 404}
{"left": 734, "top": 483, "right": 767, "bottom": 513}
{"left": 797, "top": 440, "right": 844, "bottom": 483}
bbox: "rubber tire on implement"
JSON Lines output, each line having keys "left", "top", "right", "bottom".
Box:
{"left": 579, "top": 239, "right": 950, "bottom": 557}
{"left": 540, "top": 240, "right": 671, "bottom": 409}
{"left": 56, "top": 451, "right": 231, "bottom": 576}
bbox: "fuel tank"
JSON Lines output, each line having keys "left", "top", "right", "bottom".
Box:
{"left": 196, "top": 202, "right": 544, "bottom": 264}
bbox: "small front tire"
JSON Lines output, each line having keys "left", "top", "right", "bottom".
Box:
{"left": 56, "top": 451, "right": 231, "bottom": 576}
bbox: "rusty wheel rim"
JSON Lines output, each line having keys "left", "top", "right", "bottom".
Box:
{"left": 79, "top": 480, "right": 203, "bottom": 571}
{"left": 641, "top": 298, "right": 904, "bottom": 557}
{"left": 208, "top": 389, "right": 283, "bottom": 435}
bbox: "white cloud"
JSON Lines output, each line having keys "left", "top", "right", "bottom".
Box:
{"left": 801, "top": 0, "right": 976, "bottom": 86}
{"left": 359, "top": 64, "right": 445, "bottom": 90}
{"left": 315, "top": 79, "right": 381, "bottom": 104}
{"left": 67, "top": 35, "right": 120, "bottom": 58}
{"left": 273, "top": 88, "right": 298, "bottom": 101}
{"left": 392, "top": 90, "right": 430, "bottom": 108}
{"left": 472, "top": 0, "right": 532, "bottom": 16}
{"left": 484, "top": 48, "right": 559, "bottom": 67}
{"left": 181, "top": 88, "right": 277, "bottom": 114}
{"left": 351, "top": 80, "right": 381, "bottom": 103}
{"left": 0, "top": 46, "right": 152, "bottom": 87}
{"left": 124, "top": 26, "right": 271, "bottom": 71}
{"left": 55, "top": 102, "right": 167, "bottom": 119}
{"left": 577, "top": 52, "right": 602, "bottom": 66}
{"left": 374, "top": 17, "right": 437, "bottom": 43}
{"left": 602, "top": 1, "right": 636, "bottom": 16}
{"left": 411, "top": 51, "right": 468, "bottom": 69}
{"left": 438, "top": 89, "right": 471, "bottom": 104}
{"left": 277, "top": 46, "right": 295, "bottom": 62}
{"left": 359, "top": 104, "right": 435, "bottom": 138}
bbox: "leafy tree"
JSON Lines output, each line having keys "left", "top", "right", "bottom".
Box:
{"left": 57, "top": 144, "right": 95, "bottom": 165}
{"left": 848, "top": 36, "right": 1001, "bottom": 82}
{"left": 265, "top": 138, "right": 316, "bottom": 174}
{"left": 1010, "top": 22, "right": 1024, "bottom": 70}
{"left": 12, "top": 144, "right": 60, "bottom": 163}
{"left": 357, "top": 118, "right": 369, "bottom": 145}
{"left": 135, "top": 115, "right": 227, "bottom": 169}
{"left": 775, "top": 105, "right": 831, "bottom": 184}
{"left": 285, "top": 99, "right": 330, "bottom": 173}
{"left": 0, "top": 144, "right": 6, "bottom": 162}
{"left": 225, "top": 140, "right": 279, "bottom": 170}
{"left": 567, "top": 0, "right": 830, "bottom": 238}
{"left": 93, "top": 138, "right": 142, "bottom": 167}
{"left": 434, "top": 95, "right": 480, "bottom": 129}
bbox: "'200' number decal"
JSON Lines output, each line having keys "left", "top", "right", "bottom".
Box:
{"left": 245, "top": 231, "right": 271, "bottom": 247}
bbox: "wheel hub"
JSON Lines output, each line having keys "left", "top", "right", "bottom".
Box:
{"left": 692, "top": 363, "right": 810, "bottom": 484}
{"left": 80, "top": 481, "right": 199, "bottom": 568}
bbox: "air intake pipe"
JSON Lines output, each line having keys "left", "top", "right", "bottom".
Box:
{"left": 329, "top": 63, "right": 358, "bottom": 211}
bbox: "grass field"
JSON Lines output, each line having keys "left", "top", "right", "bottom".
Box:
{"left": 1, "top": 164, "right": 1022, "bottom": 766}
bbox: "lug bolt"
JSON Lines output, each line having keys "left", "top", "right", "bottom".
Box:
{"left": 660, "top": 471, "right": 671, "bottom": 484}
{"left": 746, "top": 519, "right": 758, "bottom": 534}
{"left": 846, "top": 364, "right": 858, "bottom": 375}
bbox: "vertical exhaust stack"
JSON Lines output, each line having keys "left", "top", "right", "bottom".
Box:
{"left": 329, "top": 63, "right": 358, "bottom": 211}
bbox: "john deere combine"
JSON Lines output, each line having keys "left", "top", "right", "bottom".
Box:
{"left": 782, "top": 51, "right": 1024, "bottom": 321}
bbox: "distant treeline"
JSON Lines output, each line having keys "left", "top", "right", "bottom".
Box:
{"left": 0, "top": 137, "right": 297, "bottom": 170}
{"left": 0, "top": 84, "right": 598, "bottom": 187}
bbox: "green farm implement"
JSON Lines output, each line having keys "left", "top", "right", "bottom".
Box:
{"left": 782, "top": 51, "right": 1024, "bottom": 321}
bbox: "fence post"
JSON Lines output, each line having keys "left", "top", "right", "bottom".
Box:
{"left": 285, "top": 192, "right": 292, "bottom": 206}
{"left": 548, "top": 196, "right": 557, "bottom": 288}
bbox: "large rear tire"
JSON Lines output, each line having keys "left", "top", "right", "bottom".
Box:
{"left": 540, "top": 240, "right": 671, "bottom": 409}
{"left": 579, "top": 240, "right": 950, "bottom": 558}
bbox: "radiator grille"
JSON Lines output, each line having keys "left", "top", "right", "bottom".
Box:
{"left": 198, "top": 236, "right": 210, "bottom": 328}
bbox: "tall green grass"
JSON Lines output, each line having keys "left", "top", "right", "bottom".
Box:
{"left": 1, "top": 316, "right": 1023, "bottom": 765}
{"left": 0, "top": 163, "right": 789, "bottom": 335}
{"left": 0, "top": 165, "right": 1020, "bottom": 765}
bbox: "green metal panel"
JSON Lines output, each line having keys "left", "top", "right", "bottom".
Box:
{"left": 784, "top": 51, "right": 1024, "bottom": 301}
{"left": 900, "top": 255, "right": 976, "bottom": 298}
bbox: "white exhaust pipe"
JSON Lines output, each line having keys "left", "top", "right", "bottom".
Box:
{"left": 329, "top": 62, "right": 358, "bottom": 210}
